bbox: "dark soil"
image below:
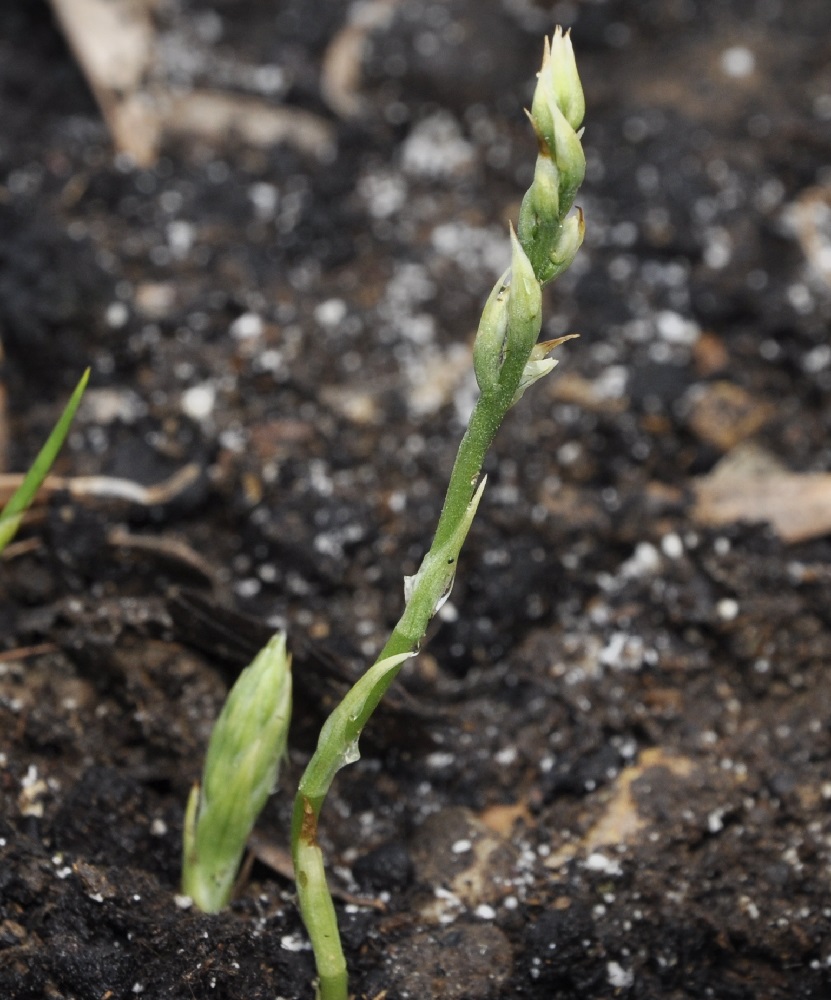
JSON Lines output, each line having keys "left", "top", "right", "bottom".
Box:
{"left": 2, "top": 2, "right": 831, "bottom": 998}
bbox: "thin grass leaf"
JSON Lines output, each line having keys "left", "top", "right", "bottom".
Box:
{"left": 0, "top": 369, "right": 90, "bottom": 553}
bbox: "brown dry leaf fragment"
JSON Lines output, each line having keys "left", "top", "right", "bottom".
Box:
{"left": 545, "top": 748, "right": 694, "bottom": 868}
{"left": 693, "top": 469, "right": 831, "bottom": 543}
{"left": 685, "top": 380, "right": 774, "bottom": 452}
{"left": 50, "top": 1, "right": 336, "bottom": 165}
{"left": 692, "top": 331, "right": 730, "bottom": 376}
{"left": 320, "top": 0, "right": 399, "bottom": 119}
{"left": 163, "top": 92, "right": 335, "bottom": 162}
{"left": 106, "top": 528, "right": 218, "bottom": 586}
{"left": 477, "top": 801, "right": 532, "bottom": 837}
{"left": 549, "top": 371, "right": 628, "bottom": 414}
{"left": 49, "top": 0, "right": 161, "bottom": 165}
{"left": 246, "top": 832, "right": 385, "bottom": 910}
{"left": 692, "top": 443, "right": 831, "bottom": 543}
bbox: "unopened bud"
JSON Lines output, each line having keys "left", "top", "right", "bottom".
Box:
{"left": 547, "top": 208, "right": 585, "bottom": 282}
{"left": 548, "top": 27, "right": 584, "bottom": 131}
{"left": 531, "top": 29, "right": 585, "bottom": 154}
{"left": 550, "top": 105, "right": 586, "bottom": 217}
{"left": 519, "top": 152, "right": 560, "bottom": 245}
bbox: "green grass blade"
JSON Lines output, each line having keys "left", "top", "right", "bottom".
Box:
{"left": 0, "top": 368, "right": 90, "bottom": 553}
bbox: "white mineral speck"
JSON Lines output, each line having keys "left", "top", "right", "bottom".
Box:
{"left": 281, "top": 934, "right": 311, "bottom": 952}
{"left": 716, "top": 598, "right": 739, "bottom": 621}
{"left": 426, "top": 751, "right": 455, "bottom": 769}
{"left": 661, "top": 533, "right": 684, "bottom": 559}
{"left": 21, "top": 765, "right": 39, "bottom": 788}
{"left": 621, "top": 541, "right": 661, "bottom": 578}
{"left": 106, "top": 301, "right": 129, "bottom": 328}
{"left": 314, "top": 298, "right": 347, "bottom": 329}
{"left": 234, "top": 577, "right": 261, "bottom": 598}
{"left": 249, "top": 181, "right": 278, "bottom": 217}
{"left": 721, "top": 46, "right": 755, "bottom": 78}
{"left": 557, "top": 441, "right": 582, "bottom": 466}
{"left": 656, "top": 310, "right": 700, "bottom": 346}
{"left": 802, "top": 344, "right": 831, "bottom": 374}
{"left": 230, "top": 312, "right": 264, "bottom": 340}
{"left": 585, "top": 853, "right": 622, "bottom": 876}
{"left": 704, "top": 227, "right": 733, "bottom": 269}
{"left": 358, "top": 169, "right": 407, "bottom": 219}
{"left": 167, "top": 220, "right": 194, "bottom": 257}
{"left": 599, "top": 632, "right": 644, "bottom": 671}
{"left": 451, "top": 839, "right": 473, "bottom": 854}
{"left": 181, "top": 382, "right": 216, "bottom": 420}
{"left": 787, "top": 283, "right": 814, "bottom": 315}
{"left": 707, "top": 809, "right": 725, "bottom": 834}
{"left": 475, "top": 904, "right": 496, "bottom": 920}
{"left": 607, "top": 961, "right": 634, "bottom": 988}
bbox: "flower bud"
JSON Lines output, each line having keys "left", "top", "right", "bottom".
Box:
{"left": 546, "top": 208, "right": 585, "bottom": 282}
{"left": 550, "top": 104, "right": 586, "bottom": 217}
{"left": 518, "top": 151, "right": 560, "bottom": 245}
{"left": 530, "top": 29, "right": 585, "bottom": 153}
{"left": 548, "top": 27, "right": 584, "bottom": 131}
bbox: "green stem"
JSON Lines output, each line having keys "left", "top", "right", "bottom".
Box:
{"left": 380, "top": 388, "right": 505, "bottom": 658}
{"left": 291, "top": 394, "right": 505, "bottom": 1000}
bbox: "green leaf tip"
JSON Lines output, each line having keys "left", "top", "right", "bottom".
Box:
{"left": 182, "top": 632, "right": 292, "bottom": 913}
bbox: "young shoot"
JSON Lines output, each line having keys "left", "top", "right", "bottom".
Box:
{"left": 182, "top": 633, "right": 292, "bottom": 913}
{"left": 0, "top": 369, "right": 89, "bottom": 554}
